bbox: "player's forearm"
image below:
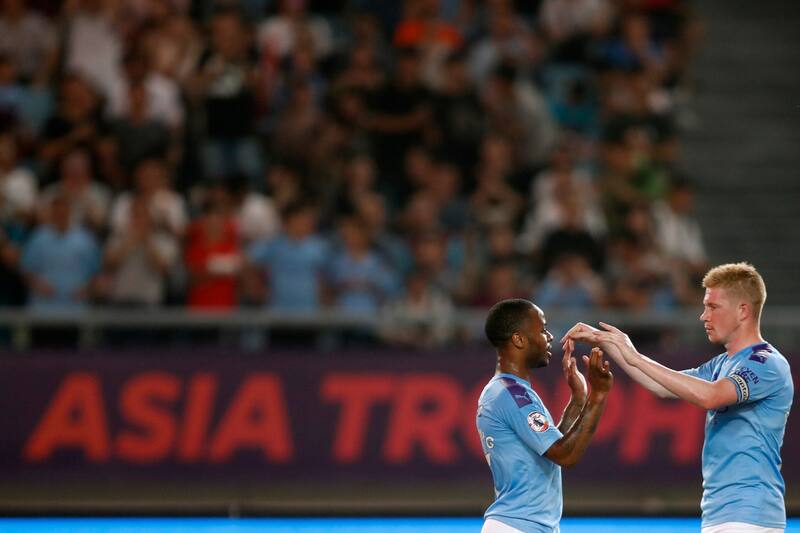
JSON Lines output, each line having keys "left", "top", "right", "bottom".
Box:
{"left": 547, "top": 394, "right": 606, "bottom": 467}
{"left": 605, "top": 346, "right": 676, "bottom": 399}
{"left": 557, "top": 397, "right": 585, "bottom": 433}
{"left": 632, "top": 355, "right": 717, "bottom": 409}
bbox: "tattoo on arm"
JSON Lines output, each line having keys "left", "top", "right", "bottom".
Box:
{"left": 558, "top": 398, "right": 585, "bottom": 433}
{"left": 546, "top": 397, "right": 607, "bottom": 467}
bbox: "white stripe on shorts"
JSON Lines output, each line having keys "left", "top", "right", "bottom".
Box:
{"left": 702, "top": 522, "right": 783, "bottom": 533}
{"left": 481, "top": 518, "right": 524, "bottom": 533}
{"left": 481, "top": 518, "right": 560, "bottom": 533}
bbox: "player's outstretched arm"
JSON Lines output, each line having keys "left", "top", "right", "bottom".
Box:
{"left": 588, "top": 324, "right": 738, "bottom": 410}
{"left": 545, "top": 348, "right": 612, "bottom": 468}
{"left": 562, "top": 323, "right": 677, "bottom": 399}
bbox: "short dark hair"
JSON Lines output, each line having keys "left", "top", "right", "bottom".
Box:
{"left": 484, "top": 299, "right": 534, "bottom": 347}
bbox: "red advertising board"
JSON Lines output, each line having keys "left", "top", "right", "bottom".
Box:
{"left": 1, "top": 347, "right": 797, "bottom": 500}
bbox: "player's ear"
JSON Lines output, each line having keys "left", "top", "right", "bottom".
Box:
{"left": 738, "top": 301, "right": 751, "bottom": 322}
{"left": 511, "top": 331, "right": 525, "bottom": 349}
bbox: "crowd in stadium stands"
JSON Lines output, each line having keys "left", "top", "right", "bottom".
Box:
{"left": 0, "top": 0, "right": 707, "bottom": 345}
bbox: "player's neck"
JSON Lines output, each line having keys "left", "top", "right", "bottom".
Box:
{"left": 496, "top": 358, "right": 530, "bottom": 382}
{"left": 724, "top": 326, "right": 764, "bottom": 356}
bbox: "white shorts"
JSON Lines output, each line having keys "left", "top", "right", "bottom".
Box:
{"left": 481, "top": 518, "right": 559, "bottom": 533}
{"left": 702, "top": 522, "right": 783, "bottom": 533}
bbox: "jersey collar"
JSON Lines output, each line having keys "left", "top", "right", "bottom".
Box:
{"left": 729, "top": 341, "right": 771, "bottom": 358}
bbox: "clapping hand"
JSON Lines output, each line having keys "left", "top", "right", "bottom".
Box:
{"left": 562, "top": 339, "right": 587, "bottom": 404}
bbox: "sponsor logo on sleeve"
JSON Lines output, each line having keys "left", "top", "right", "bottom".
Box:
{"left": 527, "top": 412, "right": 549, "bottom": 432}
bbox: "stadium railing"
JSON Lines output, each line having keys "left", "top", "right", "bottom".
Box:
{"left": 0, "top": 307, "right": 798, "bottom": 350}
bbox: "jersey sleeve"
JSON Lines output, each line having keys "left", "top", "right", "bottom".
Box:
{"left": 499, "top": 387, "right": 563, "bottom": 456}
{"left": 681, "top": 356, "right": 717, "bottom": 381}
{"left": 726, "top": 356, "right": 785, "bottom": 404}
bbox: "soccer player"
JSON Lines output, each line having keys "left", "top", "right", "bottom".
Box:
{"left": 478, "top": 299, "right": 614, "bottom": 533}
{"left": 563, "top": 262, "right": 793, "bottom": 533}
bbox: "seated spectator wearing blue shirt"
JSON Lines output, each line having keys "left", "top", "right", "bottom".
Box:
{"left": 535, "top": 254, "right": 605, "bottom": 311}
{"left": 21, "top": 194, "right": 100, "bottom": 311}
{"left": 326, "top": 215, "right": 397, "bottom": 314}
{"left": 246, "top": 199, "right": 329, "bottom": 312}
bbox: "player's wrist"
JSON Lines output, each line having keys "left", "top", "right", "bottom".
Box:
{"left": 587, "top": 391, "right": 608, "bottom": 403}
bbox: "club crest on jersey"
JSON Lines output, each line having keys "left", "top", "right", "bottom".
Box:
{"left": 527, "top": 411, "right": 549, "bottom": 432}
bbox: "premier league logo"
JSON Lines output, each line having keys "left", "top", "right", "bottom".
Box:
{"left": 527, "top": 412, "right": 549, "bottom": 432}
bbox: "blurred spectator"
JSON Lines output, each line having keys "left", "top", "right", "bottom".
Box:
{"left": 109, "top": 158, "right": 187, "bottom": 238}
{"left": 228, "top": 174, "right": 281, "bottom": 245}
{"left": 99, "top": 195, "right": 178, "bottom": 307}
{"left": 470, "top": 135, "right": 525, "bottom": 228}
{"left": 468, "top": 6, "right": 541, "bottom": 86}
{"left": 0, "top": 0, "right": 58, "bottom": 84}
{"left": 600, "top": 13, "right": 670, "bottom": 85}
{"left": 393, "top": 0, "right": 463, "bottom": 89}
{"left": 139, "top": 0, "right": 202, "bottom": 84}
{"left": 379, "top": 270, "right": 455, "bottom": 348}
{"left": 0, "top": 217, "right": 26, "bottom": 306}
{"left": 0, "top": 54, "right": 24, "bottom": 125}
{"left": 62, "top": 0, "right": 124, "bottom": 98}
{"left": 246, "top": 199, "right": 329, "bottom": 311}
{"left": 271, "top": 77, "right": 323, "bottom": 166}
{"left": 0, "top": 130, "right": 37, "bottom": 226}
{"left": 332, "top": 42, "right": 384, "bottom": 93}
{"left": 365, "top": 46, "right": 432, "bottom": 206}
{"left": 534, "top": 253, "right": 605, "bottom": 310}
{"left": 257, "top": 0, "right": 333, "bottom": 61}
{"left": 652, "top": 176, "right": 707, "bottom": 272}
{"left": 184, "top": 184, "right": 241, "bottom": 310}
{"left": 108, "top": 51, "right": 185, "bottom": 132}
{"left": 325, "top": 152, "right": 378, "bottom": 225}
{"left": 38, "top": 74, "right": 105, "bottom": 170}
{"left": 431, "top": 51, "right": 485, "bottom": 172}
{"left": 537, "top": 193, "right": 605, "bottom": 276}
{"left": 519, "top": 141, "right": 605, "bottom": 254}
{"left": 402, "top": 145, "right": 436, "bottom": 192}
{"left": 482, "top": 61, "right": 556, "bottom": 169}
{"left": 38, "top": 148, "right": 110, "bottom": 233}
{"left": 263, "top": 162, "right": 303, "bottom": 212}
{"left": 605, "top": 231, "right": 677, "bottom": 310}
{"left": 539, "top": 0, "right": 611, "bottom": 63}
{"left": 21, "top": 194, "right": 101, "bottom": 310}
{"left": 426, "top": 161, "right": 470, "bottom": 233}
{"left": 546, "top": 71, "right": 599, "bottom": 138}
{"left": 267, "top": 43, "right": 327, "bottom": 118}
{"left": 410, "top": 231, "right": 465, "bottom": 302}
{"left": 325, "top": 215, "right": 397, "bottom": 313}
{"left": 352, "top": 190, "right": 413, "bottom": 277}
{"left": 191, "top": 9, "right": 262, "bottom": 182}
{"left": 471, "top": 258, "right": 528, "bottom": 308}
{"left": 108, "top": 80, "right": 173, "bottom": 175}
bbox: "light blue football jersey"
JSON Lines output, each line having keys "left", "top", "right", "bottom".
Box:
{"left": 682, "top": 342, "right": 793, "bottom": 529}
{"left": 476, "top": 373, "right": 564, "bottom": 532}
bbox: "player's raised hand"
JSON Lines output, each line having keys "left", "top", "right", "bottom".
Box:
{"left": 560, "top": 322, "right": 600, "bottom": 346}
{"left": 562, "top": 339, "right": 587, "bottom": 403}
{"left": 590, "top": 323, "right": 640, "bottom": 366}
{"left": 585, "top": 347, "right": 613, "bottom": 398}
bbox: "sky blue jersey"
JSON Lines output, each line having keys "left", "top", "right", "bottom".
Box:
{"left": 682, "top": 342, "right": 793, "bottom": 528}
{"left": 476, "top": 373, "right": 564, "bottom": 532}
